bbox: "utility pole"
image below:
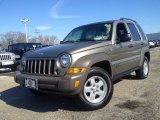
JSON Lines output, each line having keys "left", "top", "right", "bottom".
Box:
{"left": 34, "top": 29, "right": 40, "bottom": 43}
{"left": 20, "top": 18, "right": 29, "bottom": 43}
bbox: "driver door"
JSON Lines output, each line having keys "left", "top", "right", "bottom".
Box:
{"left": 111, "top": 23, "right": 136, "bottom": 75}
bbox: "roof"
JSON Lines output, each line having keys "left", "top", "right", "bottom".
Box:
{"left": 77, "top": 20, "right": 115, "bottom": 28}
{"left": 76, "top": 18, "right": 137, "bottom": 28}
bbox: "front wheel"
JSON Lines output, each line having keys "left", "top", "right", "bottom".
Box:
{"left": 76, "top": 67, "right": 113, "bottom": 110}
{"left": 136, "top": 57, "right": 149, "bottom": 79}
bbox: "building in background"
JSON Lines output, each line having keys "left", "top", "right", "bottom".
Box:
{"left": 147, "top": 32, "right": 160, "bottom": 40}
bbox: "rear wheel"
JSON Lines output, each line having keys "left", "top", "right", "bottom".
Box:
{"left": 76, "top": 67, "right": 113, "bottom": 110}
{"left": 136, "top": 57, "right": 149, "bottom": 79}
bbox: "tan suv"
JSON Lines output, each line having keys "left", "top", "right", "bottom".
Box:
{"left": 14, "top": 18, "right": 150, "bottom": 110}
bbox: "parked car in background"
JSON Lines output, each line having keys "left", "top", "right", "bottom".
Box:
{"left": 152, "top": 40, "right": 160, "bottom": 47}
{"left": 149, "top": 40, "right": 155, "bottom": 48}
{"left": 0, "top": 44, "right": 20, "bottom": 71}
{"left": 8, "top": 43, "right": 42, "bottom": 58}
{"left": 15, "top": 18, "right": 150, "bottom": 110}
{"left": 155, "top": 40, "right": 160, "bottom": 46}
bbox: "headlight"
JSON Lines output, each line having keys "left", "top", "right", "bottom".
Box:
{"left": 15, "top": 55, "right": 20, "bottom": 59}
{"left": 12, "top": 54, "right": 16, "bottom": 60}
{"left": 59, "top": 53, "right": 71, "bottom": 68}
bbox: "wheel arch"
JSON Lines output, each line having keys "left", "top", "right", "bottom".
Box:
{"left": 144, "top": 51, "right": 150, "bottom": 62}
{"left": 91, "top": 60, "right": 112, "bottom": 77}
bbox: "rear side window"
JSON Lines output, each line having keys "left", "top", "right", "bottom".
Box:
{"left": 137, "top": 25, "right": 147, "bottom": 40}
{"left": 127, "top": 23, "right": 141, "bottom": 41}
{"left": 12, "top": 45, "right": 17, "bottom": 51}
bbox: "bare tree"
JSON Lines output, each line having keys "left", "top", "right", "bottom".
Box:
{"left": 0, "top": 31, "right": 59, "bottom": 48}
{"left": 1, "top": 41, "right": 8, "bottom": 48}
{"left": 16, "top": 32, "right": 26, "bottom": 43}
{"left": 0, "top": 31, "right": 26, "bottom": 43}
{"left": 30, "top": 35, "right": 59, "bottom": 45}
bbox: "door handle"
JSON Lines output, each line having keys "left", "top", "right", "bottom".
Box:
{"left": 128, "top": 44, "right": 133, "bottom": 48}
{"left": 141, "top": 42, "right": 144, "bottom": 45}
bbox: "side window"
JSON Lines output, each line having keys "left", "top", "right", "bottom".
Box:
{"left": 137, "top": 25, "right": 147, "bottom": 40}
{"left": 8, "top": 46, "right": 12, "bottom": 51}
{"left": 18, "top": 44, "right": 24, "bottom": 51}
{"left": 26, "top": 44, "right": 34, "bottom": 51}
{"left": 116, "top": 23, "right": 128, "bottom": 42}
{"left": 127, "top": 23, "right": 141, "bottom": 41}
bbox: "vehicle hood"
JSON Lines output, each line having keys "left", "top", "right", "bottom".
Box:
{"left": 25, "top": 41, "right": 111, "bottom": 58}
{"left": 0, "top": 51, "right": 14, "bottom": 55}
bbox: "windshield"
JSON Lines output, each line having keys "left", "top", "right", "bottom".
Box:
{"left": 0, "top": 45, "right": 4, "bottom": 51}
{"left": 63, "top": 23, "right": 112, "bottom": 43}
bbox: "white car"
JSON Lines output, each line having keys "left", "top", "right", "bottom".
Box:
{"left": 0, "top": 44, "right": 20, "bottom": 71}
{"left": 149, "top": 41, "right": 155, "bottom": 48}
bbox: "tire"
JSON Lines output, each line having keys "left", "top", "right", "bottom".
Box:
{"left": 136, "top": 57, "right": 149, "bottom": 79}
{"left": 11, "top": 65, "right": 20, "bottom": 71}
{"left": 11, "top": 66, "right": 16, "bottom": 71}
{"left": 76, "top": 67, "right": 113, "bottom": 110}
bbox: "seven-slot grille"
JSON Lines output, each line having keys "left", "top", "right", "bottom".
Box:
{"left": 0, "top": 54, "right": 12, "bottom": 61}
{"left": 23, "top": 59, "right": 55, "bottom": 75}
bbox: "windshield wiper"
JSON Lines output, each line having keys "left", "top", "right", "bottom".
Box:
{"left": 60, "top": 41, "right": 75, "bottom": 44}
{"left": 77, "top": 39, "right": 96, "bottom": 42}
{"left": 61, "top": 39, "right": 104, "bottom": 43}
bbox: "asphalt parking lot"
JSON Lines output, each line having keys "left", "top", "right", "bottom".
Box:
{"left": 0, "top": 48, "right": 160, "bottom": 120}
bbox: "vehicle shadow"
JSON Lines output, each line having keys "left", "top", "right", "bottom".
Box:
{"left": 0, "top": 75, "right": 143, "bottom": 112}
{"left": 0, "top": 86, "right": 81, "bottom": 112}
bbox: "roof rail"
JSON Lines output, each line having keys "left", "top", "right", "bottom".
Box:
{"left": 120, "top": 18, "right": 137, "bottom": 23}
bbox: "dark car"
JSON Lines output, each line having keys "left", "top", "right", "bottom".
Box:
{"left": 41, "top": 45, "right": 52, "bottom": 47}
{"left": 8, "top": 43, "right": 42, "bottom": 58}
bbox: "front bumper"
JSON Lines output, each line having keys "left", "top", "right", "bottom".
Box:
{"left": 0, "top": 60, "right": 20, "bottom": 68}
{"left": 14, "top": 71, "right": 87, "bottom": 95}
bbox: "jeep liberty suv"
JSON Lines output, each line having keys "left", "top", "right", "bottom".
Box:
{"left": 14, "top": 18, "right": 150, "bottom": 110}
